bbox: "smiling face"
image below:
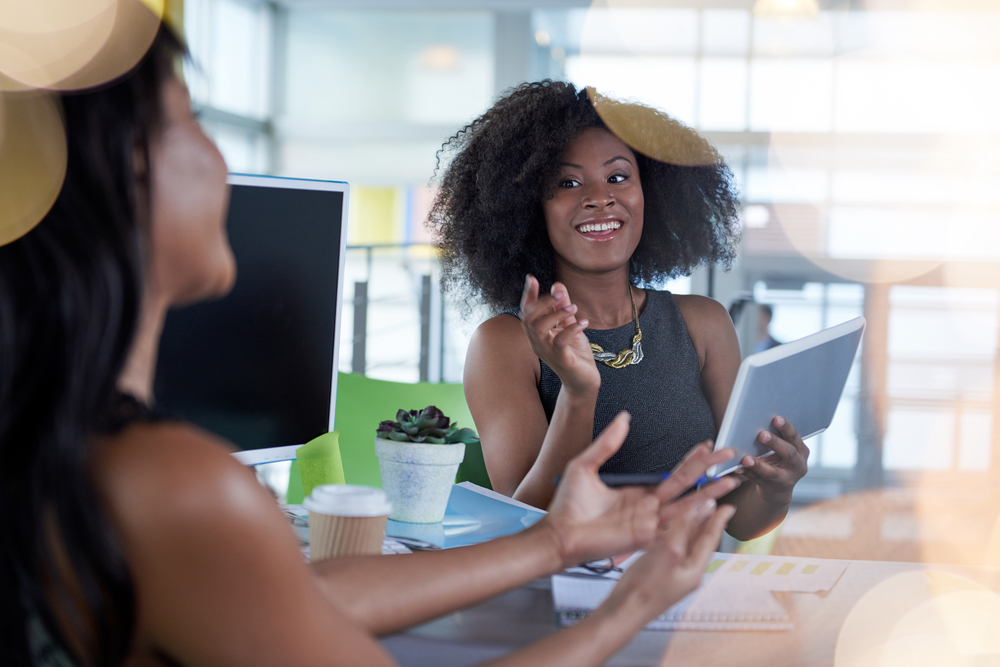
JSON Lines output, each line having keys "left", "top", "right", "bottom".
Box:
{"left": 147, "top": 77, "right": 235, "bottom": 307}
{"left": 542, "top": 127, "right": 644, "bottom": 279}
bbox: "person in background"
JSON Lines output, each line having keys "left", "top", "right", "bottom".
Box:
{"left": 755, "top": 304, "right": 783, "bottom": 353}
{"left": 0, "top": 26, "right": 742, "bottom": 667}
{"left": 430, "top": 81, "right": 809, "bottom": 540}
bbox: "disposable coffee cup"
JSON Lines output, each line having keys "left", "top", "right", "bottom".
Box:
{"left": 304, "top": 485, "right": 392, "bottom": 561}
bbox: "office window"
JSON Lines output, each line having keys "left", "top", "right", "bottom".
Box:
{"left": 577, "top": 8, "right": 698, "bottom": 57}
{"left": 744, "top": 166, "right": 828, "bottom": 205}
{"left": 752, "top": 14, "right": 839, "bottom": 58}
{"left": 701, "top": 9, "right": 750, "bottom": 57}
{"left": 883, "top": 286, "right": 998, "bottom": 472}
{"left": 184, "top": 0, "right": 274, "bottom": 174}
{"left": 749, "top": 59, "right": 833, "bottom": 132}
{"left": 835, "top": 61, "right": 1000, "bottom": 134}
{"left": 283, "top": 11, "right": 493, "bottom": 127}
{"left": 565, "top": 56, "right": 698, "bottom": 127}
{"left": 697, "top": 59, "right": 747, "bottom": 131}
{"left": 185, "top": 0, "right": 272, "bottom": 119}
{"left": 827, "top": 208, "right": 1000, "bottom": 261}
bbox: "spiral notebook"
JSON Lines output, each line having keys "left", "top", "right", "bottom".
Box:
{"left": 553, "top": 576, "right": 792, "bottom": 631}
{"left": 552, "top": 553, "right": 849, "bottom": 631}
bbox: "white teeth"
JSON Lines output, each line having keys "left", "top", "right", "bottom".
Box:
{"left": 577, "top": 221, "right": 621, "bottom": 233}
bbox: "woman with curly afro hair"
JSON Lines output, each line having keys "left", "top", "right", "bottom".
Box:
{"left": 430, "top": 81, "right": 809, "bottom": 539}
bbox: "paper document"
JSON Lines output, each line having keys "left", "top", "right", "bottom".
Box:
{"left": 702, "top": 553, "right": 848, "bottom": 593}
{"left": 552, "top": 552, "right": 848, "bottom": 631}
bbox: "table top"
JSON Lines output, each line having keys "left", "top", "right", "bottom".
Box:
{"left": 380, "top": 558, "right": 1000, "bottom": 667}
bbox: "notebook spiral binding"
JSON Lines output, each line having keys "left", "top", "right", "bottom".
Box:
{"left": 558, "top": 608, "right": 789, "bottom": 625}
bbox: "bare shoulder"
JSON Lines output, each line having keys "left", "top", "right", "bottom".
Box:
{"left": 467, "top": 313, "right": 538, "bottom": 377}
{"left": 93, "top": 424, "right": 377, "bottom": 664}
{"left": 671, "top": 294, "right": 738, "bottom": 364}
{"left": 672, "top": 294, "right": 731, "bottom": 326}
{"left": 93, "top": 421, "right": 280, "bottom": 546}
{"left": 472, "top": 312, "right": 530, "bottom": 351}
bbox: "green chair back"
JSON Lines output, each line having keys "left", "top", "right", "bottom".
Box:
{"left": 333, "top": 372, "right": 491, "bottom": 490}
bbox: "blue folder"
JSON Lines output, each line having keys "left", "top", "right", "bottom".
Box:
{"left": 385, "top": 484, "right": 545, "bottom": 549}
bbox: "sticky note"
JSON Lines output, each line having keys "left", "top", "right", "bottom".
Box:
{"left": 297, "top": 431, "right": 346, "bottom": 497}
{"left": 751, "top": 562, "right": 772, "bottom": 575}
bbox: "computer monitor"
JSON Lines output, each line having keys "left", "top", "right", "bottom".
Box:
{"left": 155, "top": 174, "right": 349, "bottom": 455}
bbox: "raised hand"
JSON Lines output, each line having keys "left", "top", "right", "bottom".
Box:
{"left": 607, "top": 499, "right": 737, "bottom": 623}
{"left": 519, "top": 274, "right": 600, "bottom": 396}
{"left": 740, "top": 416, "right": 809, "bottom": 504}
{"left": 543, "top": 413, "right": 741, "bottom": 568}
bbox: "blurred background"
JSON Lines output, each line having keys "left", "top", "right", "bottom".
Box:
{"left": 182, "top": 0, "right": 1000, "bottom": 562}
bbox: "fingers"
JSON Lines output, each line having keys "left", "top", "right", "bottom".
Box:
{"left": 739, "top": 456, "right": 790, "bottom": 485}
{"left": 521, "top": 277, "right": 583, "bottom": 339}
{"left": 521, "top": 275, "right": 571, "bottom": 317}
{"left": 740, "top": 417, "right": 809, "bottom": 480}
{"left": 551, "top": 318, "right": 589, "bottom": 348}
{"left": 529, "top": 303, "right": 580, "bottom": 338}
{"left": 631, "top": 495, "right": 660, "bottom": 546}
{"left": 663, "top": 495, "right": 723, "bottom": 555}
{"left": 689, "top": 504, "right": 737, "bottom": 562}
{"left": 657, "top": 474, "right": 739, "bottom": 526}
{"left": 520, "top": 273, "right": 539, "bottom": 310}
{"left": 691, "top": 474, "right": 741, "bottom": 502}
{"left": 654, "top": 442, "right": 737, "bottom": 504}
{"left": 758, "top": 429, "right": 797, "bottom": 459}
{"left": 567, "top": 411, "right": 632, "bottom": 474}
{"left": 773, "top": 415, "right": 809, "bottom": 460}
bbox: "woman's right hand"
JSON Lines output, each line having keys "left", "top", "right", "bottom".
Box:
{"left": 519, "top": 274, "right": 600, "bottom": 396}
{"left": 604, "top": 498, "right": 736, "bottom": 624}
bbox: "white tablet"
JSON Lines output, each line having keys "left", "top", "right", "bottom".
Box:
{"left": 707, "top": 316, "right": 866, "bottom": 478}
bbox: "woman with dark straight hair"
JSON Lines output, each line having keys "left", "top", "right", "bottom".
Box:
{"left": 0, "top": 27, "right": 740, "bottom": 667}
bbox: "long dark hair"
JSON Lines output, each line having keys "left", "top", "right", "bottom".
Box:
{"left": 429, "top": 80, "right": 741, "bottom": 312}
{"left": 0, "top": 29, "right": 183, "bottom": 665}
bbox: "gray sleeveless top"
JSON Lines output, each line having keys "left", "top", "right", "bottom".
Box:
{"left": 509, "top": 290, "right": 717, "bottom": 474}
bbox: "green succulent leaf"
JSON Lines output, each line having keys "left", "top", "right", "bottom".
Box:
{"left": 376, "top": 406, "right": 478, "bottom": 444}
{"left": 445, "top": 426, "right": 481, "bottom": 445}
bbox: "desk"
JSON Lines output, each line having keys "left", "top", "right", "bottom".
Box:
{"left": 381, "top": 553, "right": 999, "bottom": 666}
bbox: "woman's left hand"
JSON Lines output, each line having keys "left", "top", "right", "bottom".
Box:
{"left": 739, "top": 415, "right": 809, "bottom": 504}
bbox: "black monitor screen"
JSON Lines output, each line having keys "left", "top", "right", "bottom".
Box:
{"left": 155, "top": 177, "right": 346, "bottom": 450}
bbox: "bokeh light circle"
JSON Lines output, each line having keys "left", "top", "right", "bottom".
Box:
{"left": 0, "top": 91, "right": 68, "bottom": 246}
{"left": 835, "top": 570, "right": 1000, "bottom": 667}
{"left": 0, "top": 0, "right": 163, "bottom": 92}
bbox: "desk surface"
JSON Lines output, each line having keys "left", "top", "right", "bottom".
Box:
{"left": 381, "top": 559, "right": 999, "bottom": 667}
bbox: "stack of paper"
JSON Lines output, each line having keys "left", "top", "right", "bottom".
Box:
{"left": 552, "top": 553, "right": 849, "bottom": 631}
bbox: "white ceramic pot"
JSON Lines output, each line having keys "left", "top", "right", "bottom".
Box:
{"left": 375, "top": 438, "right": 466, "bottom": 523}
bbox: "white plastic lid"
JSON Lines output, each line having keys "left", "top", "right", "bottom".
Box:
{"left": 303, "top": 484, "right": 392, "bottom": 517}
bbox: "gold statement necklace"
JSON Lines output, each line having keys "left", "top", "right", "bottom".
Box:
{"left": 589, "top": 284, "right": 643, "bottom": 369}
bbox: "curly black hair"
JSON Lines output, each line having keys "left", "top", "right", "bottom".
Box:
{"left": 428, "top": 80, "right": 741, "bottom": 313}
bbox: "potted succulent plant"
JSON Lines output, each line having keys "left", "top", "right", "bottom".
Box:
{"left": 375, "top": 406, "right": 480, "bottom": 523}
